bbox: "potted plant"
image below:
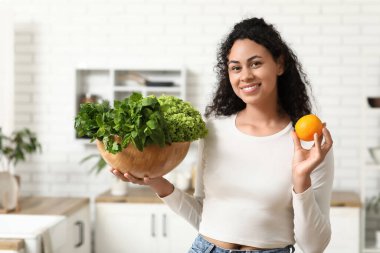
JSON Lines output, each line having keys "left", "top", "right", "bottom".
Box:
{"left": 75, "top": 93, "right": 208, "bottom": 194}
{"left": 0, "top": 128, "right": 41, "bottom": 212}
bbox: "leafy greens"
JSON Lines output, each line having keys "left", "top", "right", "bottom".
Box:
{"left": 74, "top": 93, "right": 207, "bottom": 154}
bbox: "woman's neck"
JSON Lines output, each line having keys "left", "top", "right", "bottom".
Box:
{"left": 241, "top": 103, "right": 289, "bottom": 126}
{"left": 235, "top": 104, "right": 290, "bottom": 136}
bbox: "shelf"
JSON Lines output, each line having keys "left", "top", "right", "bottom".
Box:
{"left": 113, "top": 86, "right": 182, "bottom": 93}
{"left": 365, "top": 163, "right": 380, "bottom": 170}
{"left": 74, "top": 66, "right": 186, "bottom": 142}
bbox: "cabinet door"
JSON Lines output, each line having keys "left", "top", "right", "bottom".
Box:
{"left": 325, "top": 207, "right": 360, "bottom": 253}
{"left": 95, "top": 203, "right": 160, "bottom": 253}
{"left": 55, "top": 205, "right": 91, "bottom": 253}
{"left": 67, "top": 205, "right": 91, "bottom": 253}
{"left": 162, "top": 208, "right": 198, "bottom": 252}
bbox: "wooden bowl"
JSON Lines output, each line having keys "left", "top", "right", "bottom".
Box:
{"left": 96, "top": 140, "right": 190, "bottom": 179}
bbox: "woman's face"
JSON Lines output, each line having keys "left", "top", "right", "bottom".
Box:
{"left": 227, "top": 39, "right": 283, "bottom": 107}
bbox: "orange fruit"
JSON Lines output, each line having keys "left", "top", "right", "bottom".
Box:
{"left": 295, "top": 114, "right": 323, "bottom": 141}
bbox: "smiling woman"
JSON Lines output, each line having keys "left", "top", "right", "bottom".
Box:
{"left": 110, "top": 17, "right": 334, "bottom": 253}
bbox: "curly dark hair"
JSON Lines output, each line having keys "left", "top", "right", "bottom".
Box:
{"left": 205, "top": 17, "right": 313, "bottom": 125}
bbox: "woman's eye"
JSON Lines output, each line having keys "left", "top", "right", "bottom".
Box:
{"left": 230, "top": 66, "right": 241, "bottom": 71}
{"left": 250, "top": 62, "right": 262, "bottom": 68}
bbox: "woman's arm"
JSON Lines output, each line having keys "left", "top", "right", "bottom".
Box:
{"left": 160, "top": 139, "right": 206, "bottom": 229}
{"left": 293, "top": 149, "right": 334, "bottom": 253}
{"left": 111, "top": 139, "right": 206, "bottom": 229}
{"left": 291, "top": 126, "right": 334, "bottom": 253}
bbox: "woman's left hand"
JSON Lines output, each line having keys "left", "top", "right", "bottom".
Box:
{"left": 291, "top": 124, "right": 333, "bottom": 193}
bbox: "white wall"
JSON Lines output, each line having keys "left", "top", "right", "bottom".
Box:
{"left": 2, "top": 0, "right": 380, "bottom": 198}
{"left": 0, "top": 9, "right": 14, "bottom": 136}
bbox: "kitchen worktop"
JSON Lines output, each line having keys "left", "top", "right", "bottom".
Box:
{"left": 96, "top": 186, "right": 362, "bottom": 207}
{"left": 0, "top": 196, "right": 89, "bottom": 251}
{"left": 0, "top": 239, "right": 24, "bottom": 251}
{"left": 15, "top": 196, "right": 90, "bottom": 216}
{"left": 95, "top": 186, "right": 177, "bottom": 203}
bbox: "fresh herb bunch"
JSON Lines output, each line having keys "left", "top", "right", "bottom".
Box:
{"left": 74, "top": 93, "right": 207, "bottom": 154}
{"left": 158, "top": 95, "right": 208, "bottom": 142}
{"left": 75, "top": 93, "right": 170, "bottom": 153}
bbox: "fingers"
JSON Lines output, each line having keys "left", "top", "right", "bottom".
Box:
{"left": 291, "top": 131, "right": 302, "bottom": 150}
{"left": 110, "top": 168, "right": 151, "bottom": 185}
{"left": 313, "top": 132, "right": 322, "bottom": 154}
{"left": 110, "top": 168, "right": 130, "bottom": 182}
{"left": 124, "top": 173, "right": 146, "bottom": 185}
{"left": 321, "top": 127, "right": 333, "bottom": 153}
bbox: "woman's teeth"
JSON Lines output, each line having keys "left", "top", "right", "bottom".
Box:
{"left": 241, "top": 84, "right": 259, "bottom": 91}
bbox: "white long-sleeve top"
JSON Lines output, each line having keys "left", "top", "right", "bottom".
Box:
{"left": 162, "top": 114, "right": 334, "bottom": 253}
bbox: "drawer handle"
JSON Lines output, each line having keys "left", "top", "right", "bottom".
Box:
{"left": 75, "top": 221, "right": 84, "bottom": 248}
{"left": 151, "top": 214, "right": 156, "bottom": 237}
{"left": 162, "top": 214, "right": 167, "bottom": 237}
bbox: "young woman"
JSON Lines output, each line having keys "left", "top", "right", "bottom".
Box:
{"left": 111, "top": 17, "right": 334, "bottom": 253}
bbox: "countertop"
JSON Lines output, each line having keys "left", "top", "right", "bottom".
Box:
{"left": 330, "top": 191, "right": 361, "bottom": 207}
{"left": 96, "top": 187, "right": 362, "bottom": 207}
{"left": 0, "top": 239, "right": 24, "bottom": 251}
{"left": 0, "top": 196, "right": 89, "bottom": 251}
{"left": 15, "top": 196, "right": 90, "bottom": 216}
{"left": 95, "top": 186, "right": 182, "bottom": 203}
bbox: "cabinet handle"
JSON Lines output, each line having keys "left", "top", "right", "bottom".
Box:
{"left": 75, "top": 221, "right": 84, "bottom": 248}
{"left": 162, "top": 214, "right": 167, "bottom": 237}
{"left": 151, "top": 214, "right": 156, "bottom": 237}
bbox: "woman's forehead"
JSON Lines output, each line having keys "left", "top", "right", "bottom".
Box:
{"left": 228, "top": 39, "right": 270, "bottom": 61}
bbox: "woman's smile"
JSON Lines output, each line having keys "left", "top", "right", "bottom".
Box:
{"left": 240, "top": 82, "right": 261, "bottom": 94}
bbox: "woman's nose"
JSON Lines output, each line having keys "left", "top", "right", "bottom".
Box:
{"left": 240, "top": 67, "right": 254, "bottom": 82}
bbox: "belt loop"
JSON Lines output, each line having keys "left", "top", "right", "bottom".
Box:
{"left": 288, "top": 245, "right": 295, "bottom": 253}
{"left": 205, "top": 243, "right": 215, "bottom": 253}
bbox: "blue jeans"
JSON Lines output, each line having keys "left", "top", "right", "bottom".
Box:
{"left": 188, "top": 235, "right": 295, "bottom": 253}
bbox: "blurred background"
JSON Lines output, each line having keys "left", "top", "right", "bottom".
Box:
{"left": 0, "top": 0, "right": 380, "bottom": 252}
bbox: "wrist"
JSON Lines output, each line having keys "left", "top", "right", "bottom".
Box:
{"left": 292, "top": 172, "right": 311, "bottom": 194}
{"left": 149, "top": 178, "right": 174, "bottom": 198}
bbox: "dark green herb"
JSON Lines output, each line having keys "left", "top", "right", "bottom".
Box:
{"left": 74, "top": 93, "right": 171, "bottom": 153}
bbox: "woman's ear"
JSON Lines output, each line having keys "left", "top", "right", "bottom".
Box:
{"left": 276, "top": 55, "right": 285, "bottom": 76}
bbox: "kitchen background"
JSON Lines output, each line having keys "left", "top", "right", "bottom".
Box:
{"left": 1, "top": 0, "right": 380, "bottom": 252}
{"left": 2, "top": 0, "right": 379, "bottom": 197}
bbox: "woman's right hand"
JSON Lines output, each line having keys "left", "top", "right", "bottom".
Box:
{"left": 110, "top": 168, "right": 175, "bottom": 197}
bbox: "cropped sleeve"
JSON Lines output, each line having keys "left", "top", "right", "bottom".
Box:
{"left": 160, "top": 139, "right": 205, "bottom": 230}
{"left": 292, "top": 148, "right": 334, "bottom": 253}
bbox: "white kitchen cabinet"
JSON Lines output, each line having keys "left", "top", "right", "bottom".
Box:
{"left": 57, "top": 205, "right": 91, "bottom": 253}
{"left": 326, "top": 207, "right": 360, "bottom": 253}
{"left": 95, "top": 202, "right": 197, "bottom": 253}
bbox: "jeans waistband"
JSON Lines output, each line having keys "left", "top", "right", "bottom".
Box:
{"left": 194, "top": 235, "right": 295, "bottom": 253}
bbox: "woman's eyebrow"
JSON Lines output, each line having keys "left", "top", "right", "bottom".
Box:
{"left": 227, "top": 55, "right": 262, "bottom": 65}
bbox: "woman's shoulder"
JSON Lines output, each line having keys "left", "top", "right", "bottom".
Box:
{"left": 203, "top": 114, "right": 236, "bottom": 139}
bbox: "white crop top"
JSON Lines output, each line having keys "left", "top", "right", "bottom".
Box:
{"left": 162, "top": 115, "right": 334, "bottom": 253}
